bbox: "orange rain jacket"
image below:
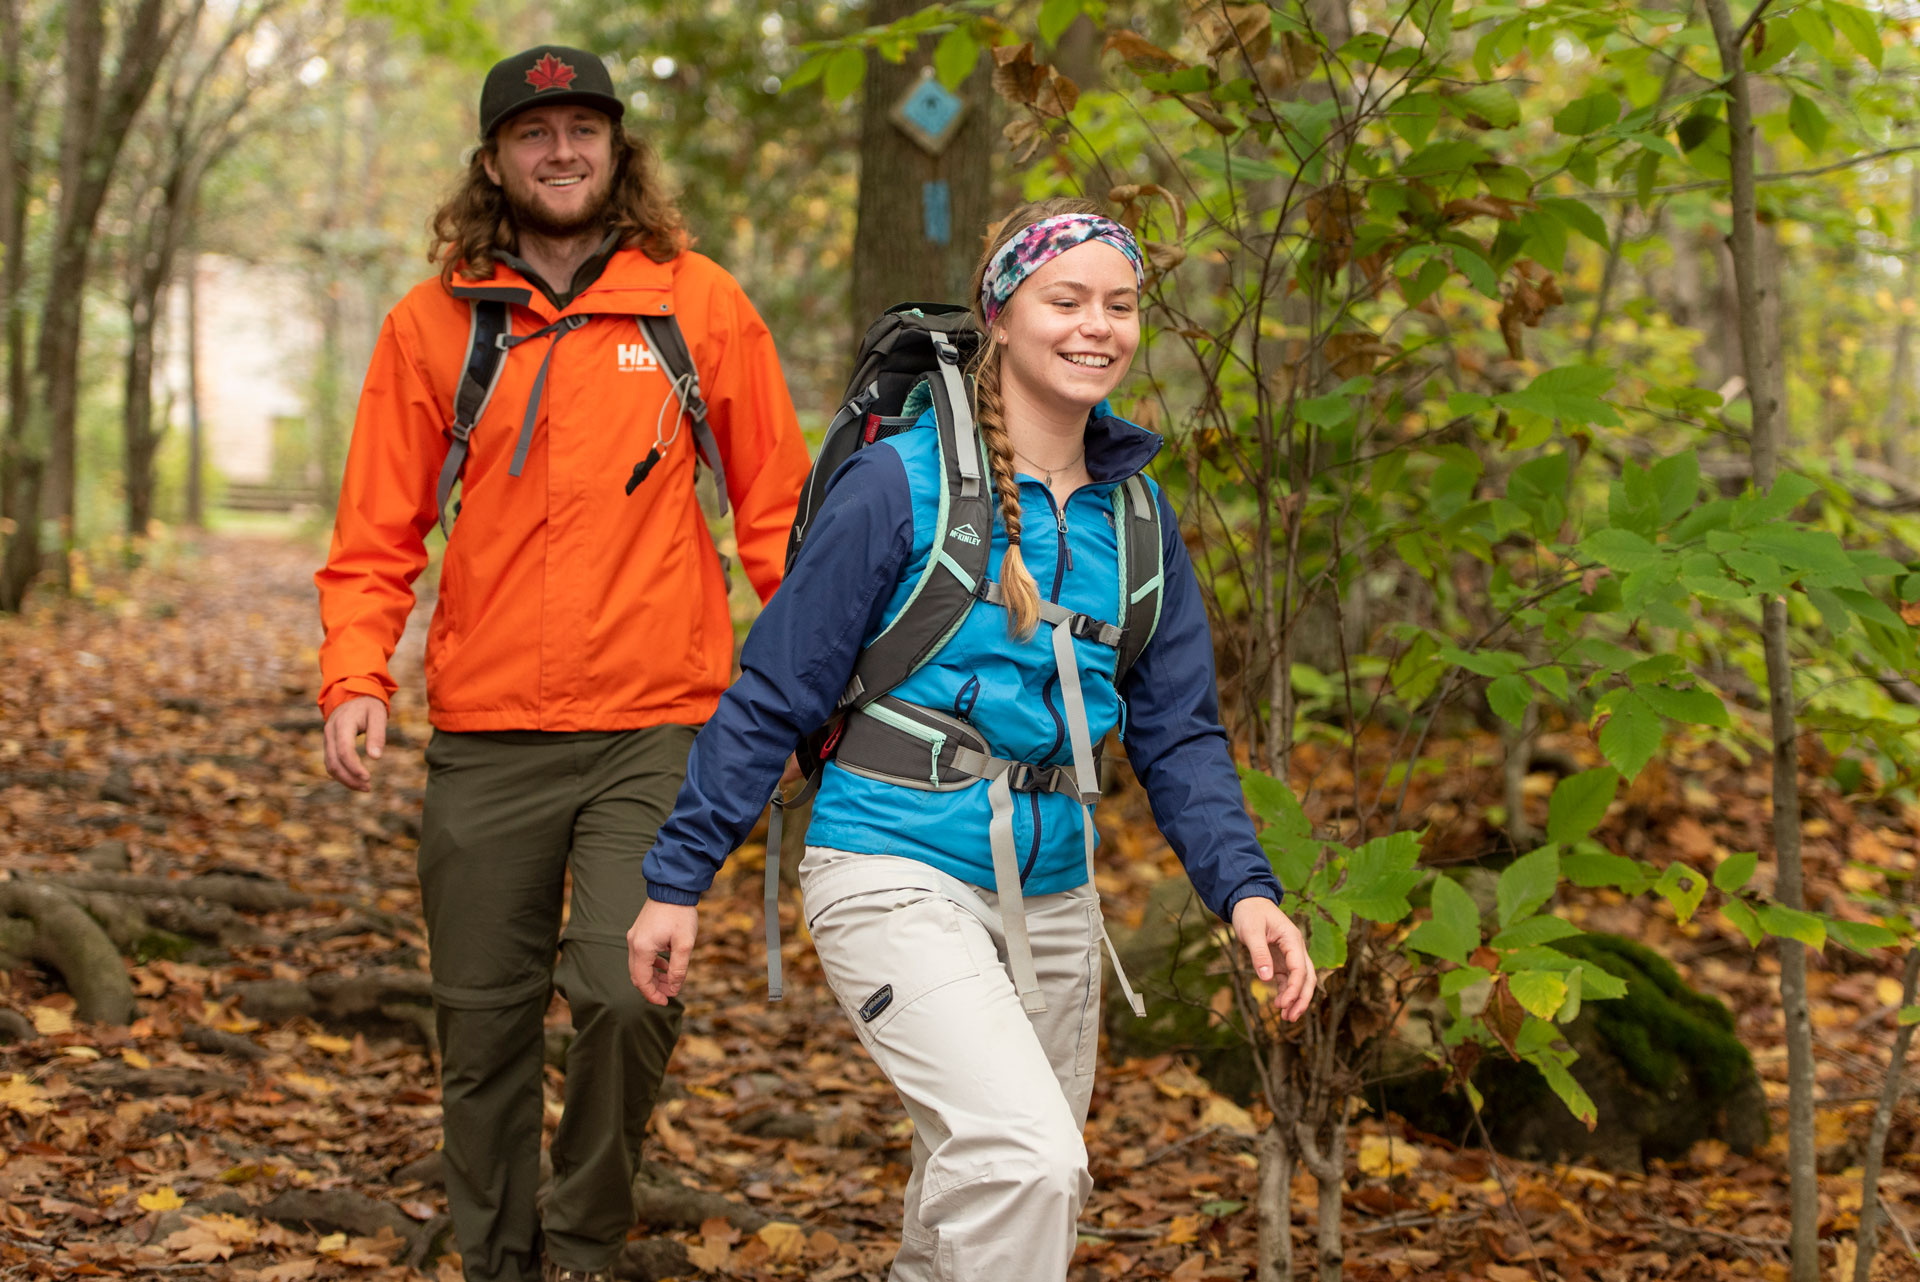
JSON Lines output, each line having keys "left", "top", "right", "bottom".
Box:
{"left": 315, "top": 248, "right": 810, "bottom": 732}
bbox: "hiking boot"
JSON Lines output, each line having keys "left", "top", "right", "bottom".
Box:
{"left": 541, "top": 1265, "right": 612, "bottom": 1282}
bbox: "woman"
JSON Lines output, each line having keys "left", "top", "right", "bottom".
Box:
{"left": 627, "top": 198, "right": 1316, "bottom": 1280}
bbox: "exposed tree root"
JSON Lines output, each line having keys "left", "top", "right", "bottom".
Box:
{"left": 631, "top": 1161, "right": 770, "bottom": 1233}
{"left": 49, "top": 872, "right": 313, "bottom": 913}
{"left": 0, "top": 880, "right": 137, "bottom": 1024}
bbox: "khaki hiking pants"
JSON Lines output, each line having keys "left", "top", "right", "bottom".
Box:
{"left": 800, "top": 846, "right": 1102, "bottom": 1282}
{"left": 419, "top": 727, "right": 694, "bottom": 1282}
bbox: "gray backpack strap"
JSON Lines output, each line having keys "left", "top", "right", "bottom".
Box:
{"left": 1113, "top": 475, "right": 1165, "bottom": 686}
{"left": 839, "top": 343, "right": 992, "bottom": 711}
{"left": 435, "top": 299, "right": 514, "bottom": 537}
{"left": 635, "top": 314, "right": 727, "bottom": 515}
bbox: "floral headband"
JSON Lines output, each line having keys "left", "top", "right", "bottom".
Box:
{"left": 979, "top": 214, "right": 1146, "bottom": 326}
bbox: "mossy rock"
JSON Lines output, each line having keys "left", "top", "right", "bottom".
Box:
{"left": 1378, "top": 931, "right": 1768, "bottom": 1171}
{"left": 1102, "top": 878, "right": 1260, "bottom": 1103}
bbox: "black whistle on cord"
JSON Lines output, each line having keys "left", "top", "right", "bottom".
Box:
{"left": 624, "top": 448, "right": 662, "bottom": 496}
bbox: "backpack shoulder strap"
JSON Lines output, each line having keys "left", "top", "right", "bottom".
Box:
{"left": 1112, "top": 474, "right": 1165, "bottom": 686}
{"left": 434, "top": 298, "right": 513, "bottom": 536}
{"left": 636, "top": 313, "right": 727, "bottom": 516}
{"left": 841, "top": 330, "right": 991, "bottom": 710}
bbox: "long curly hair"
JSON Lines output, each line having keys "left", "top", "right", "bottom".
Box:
{"left": 967, "top": 196, "right": 1107, "bottom": 640}
{"left": 428, "top": 125, "right": 688, "bottom": 286}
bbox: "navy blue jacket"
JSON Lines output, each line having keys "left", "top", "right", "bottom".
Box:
{"left": 640, "top": 408, "right": 1282, "bottom": 921}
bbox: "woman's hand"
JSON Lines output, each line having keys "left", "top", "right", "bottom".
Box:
{"left": 1230, "top": 896, "right": 1317, "bottom": 1021}
{"left": 626, "top": 899, "right": 700, "bottom": 1005}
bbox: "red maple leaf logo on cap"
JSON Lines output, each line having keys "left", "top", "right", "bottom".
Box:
{"left": 525, "top": 53, "right": 577, "bottom": 92}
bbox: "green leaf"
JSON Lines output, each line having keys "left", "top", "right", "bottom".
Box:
{"left": 1650, "top": 450, "right": 1700, "bottom": 523}
{"left": 1497, "top": 848, "right": 1560, "bottom": 928}
{"left": 1553, "top": 92, "right": 1620, "bottom": 135}
{"left": 1833, "top": 588, "right": 1907, "bottom": 631}
{"left": 1547, "top": 769, "right": 1620, "bottom": 845}
{"left": 1534, "top": 197, "right": 1609, "bottom": 250}
{"left": 1400, "top": 139, "right": 1489, "bottom": 177}
{"left": 1827, "top": 918, "right": 1899, "bottom": 954}
{"left": 1598, "top": 693, "right": 1663, "bottom": 780}
{"left": 1038, "top": 0, "right": 1081, "bottom": 45}
{"left": 1509, "top": 970, "right": 1569, "bottom": 1020}
{"left": 1824, "top": 0, "right": 1882, "bottom": 67}
{"left": 1580, "top": 528, "right": 1660, "bottom": 573}
{"left": 1562, "top": 851, "right": 1647, "bottom": 892}
{"left": 1787, "top": 93, "right": 1828, "bottom": 154}
{"left": 1573, "top": 962, "right": 1627, "bottom": 1000}
{"left": 1201, "top": 1199, "right": 1246, "bottom": 1218}
{"left": 1406, "top": 874, "right": 1481, "bottom": 964}
{"left": 1637, "top": 683, "right": 1731, "bottom": 729}
{"left": 1491, "top": 915, "right": 1582, "bottom": 950}
{"left": 1532, "top": 1052, "right": 1598, "bottom": 1127}
{"left": 1721, "top": 898, "right": 1764, "bottom": 946}
{"left": 1441, "top": 965, "right": 1491, "bottom": 997}
{"left": 1499, "top": 365, "right": 1621, "bottom": 426}
{"left": 1712, "top": 850, "right": 1758, "bottom": 894}
{"left": 1744, "top": 526, "right": 1856, "bottom": 579}
{"left": 823, "top": 46, "right": 866, "bottom": 101}
{"left": 1488, "top": 674, "right": 1532, "bottom": 728}
{"left": 783, "top": 51, "right": 832, "bottom": 92}
{"left": 1343, "top": 832, "right": 1425, "bottom": 923}
{"left": 1758, "top": 903, "right": 1826, "bottom": 949}
{"left": 1297, "top": 392, "right": 1357, "bottom": 429}
{"left": 933, "top": 26, "right": 979, "bottom": 88}
{"left": 1244, "top": 769, "right": 1320, "bottom": 888}
{"left": 1448, "top": 84, "right": 1520, "bottom": 129}
{"left": 1308, "top": 908, "right": 1350, "bottom": 969}
{"left": 1655, "top": 862, "right": 1707, "bottom": 925}
{"left": 1898, "top": 1005, "right": 1920, "bottom": 1027}
{"left": 1451, "top": 245, "right": 1499, "bottom": 298}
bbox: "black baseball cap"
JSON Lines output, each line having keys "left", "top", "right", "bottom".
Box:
{"left": 479, "top": 45, "right": 625, "bottom": 138}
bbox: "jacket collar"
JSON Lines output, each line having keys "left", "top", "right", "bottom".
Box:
{"left": 1084, "top": 401, "right": 1162, "bottom": 484}
{"left": 911, "top": 398, "right": 1163, "bottom": 487}
{"left": 449, "top": 239, "right": 674, "bottom": 320}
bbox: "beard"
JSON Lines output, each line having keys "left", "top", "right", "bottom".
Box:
{"left": 500, "top": 168, "right": 616, "bottom": 239}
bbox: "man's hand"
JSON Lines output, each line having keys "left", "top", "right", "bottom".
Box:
{"left": 627, "top": 899, "right": 699, "bottom": 1005}
{"left": 323, "top": 695, "right": 388, "bottom": 792}
{"left": 1231, "top": 896, "right": 1317, "bottom": 1022}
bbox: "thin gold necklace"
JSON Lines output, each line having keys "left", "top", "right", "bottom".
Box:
{"left": 1012, "top": 445, "right": 1085, "bottom": 488}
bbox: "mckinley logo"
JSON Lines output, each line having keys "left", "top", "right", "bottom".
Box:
{"left": 947, "top": 522, "right": 981, "bottom": 546}
{"left": 617, "top": 341, "right": 659, "bottom": 373}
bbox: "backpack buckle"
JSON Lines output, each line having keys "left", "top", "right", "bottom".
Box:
{"left": 931, "top": 336, "right": 961, "bottom": 366}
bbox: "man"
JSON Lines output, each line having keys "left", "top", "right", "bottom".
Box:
{"left": 315, "top": 45, "right": 810, "bottom": 1282}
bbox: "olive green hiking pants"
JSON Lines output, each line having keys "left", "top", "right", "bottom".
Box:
{"left": 419, "top": 726, "right": 694, "bottom": 1282}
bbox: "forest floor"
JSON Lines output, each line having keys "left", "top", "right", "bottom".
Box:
{"left": 1, "top": 531, "right": 1917, "bottom": 1282}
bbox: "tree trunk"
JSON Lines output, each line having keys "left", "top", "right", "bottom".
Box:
{"left": 27, "top": 0, "right": 182, "bottom": 595}
{"left": 849, "top": 0, "right": 994, "bottom": 335}
{"left": 0, "top": 0, "right": 38, "bottom": 611}
{"left": 123, "top": 297, "right": 161, "bottom": 541}
{"left": 1701, "top": 4, "right": 1817, "bottom": 1279}
{"left": 184, "top": 247, "right": 204, "bottom": 527}
{"left": 1257, "top": 1120, "right": 1294, "bottom": 1282}
{"left": 1883, "top": 168, "right": 1920, "bottom": 481}
{"left": 1852, "top": 943, "right": 1920, "bottom": 1282}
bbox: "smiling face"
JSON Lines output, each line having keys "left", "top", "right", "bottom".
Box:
{"left": 482, "top": 104, "right": 616, "bottom": 239}
{"left": 993, "top": 240, "right": 1141, "bottom": 422}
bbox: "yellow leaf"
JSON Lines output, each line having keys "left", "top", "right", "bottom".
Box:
{"left": 138, "top": 1186, "right": 185, "bottom": 1212}
{"left": 305, "top": 1033, "right": 352, "bottom": 1056}
{"left": 758, "top": 1221, "right": 807, "bottom": 1261}
{"left": 280, "top": 1071, "right": 337, "bottom": 1098}
{"left": 122, "top": 1050, "right": 152, "bottom": 1069}
{"left": 1198, "top": 1096, "right": 1259, "bottom": 1137}
{"left": 1877, "top": 976, "right": 1908, "bottom": 1008}
{"left": 1161, "top": 1213, "right": 1206, "bottom": 1245}
{"left": 30, "top": 1005, "right": 72, "bottom": 1035}
{"left": 1357, "top": 1134, "right": 1422, "bottom": 1179}
{"left": 60, "top": 1045, "right": 101, "bottom": 1061}
{"left": 315, "top": 1232, "right": 347, "bottom": 1253}
{"left": 1, "top": 1075, "right": 53, "bottom": 1118}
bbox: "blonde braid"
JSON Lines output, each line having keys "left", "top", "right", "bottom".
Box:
{"left": 973, "top": 347, "right": 1042, "bottom": 640}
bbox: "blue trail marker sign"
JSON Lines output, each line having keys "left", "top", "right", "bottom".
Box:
{"left": 890, "top": 68, "right": 967, "bottom": 156}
